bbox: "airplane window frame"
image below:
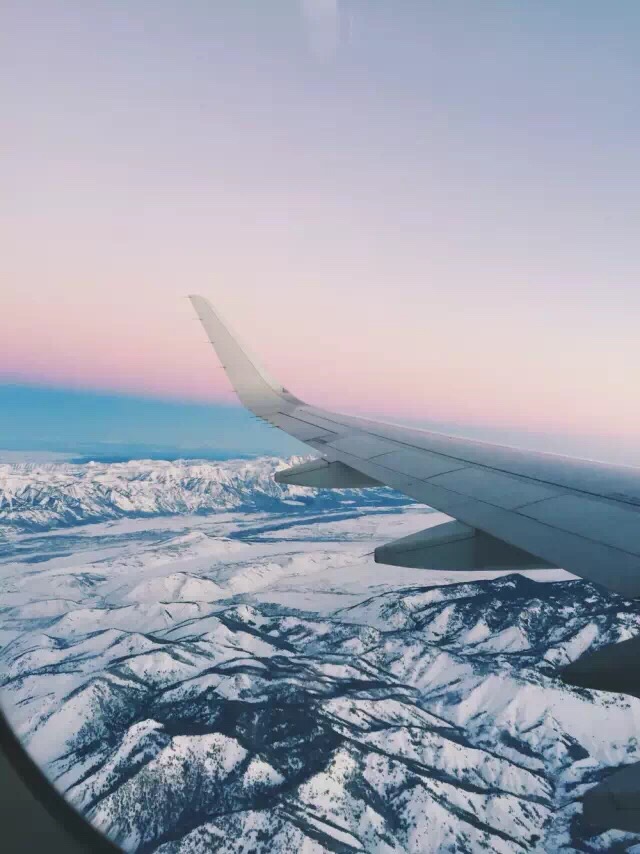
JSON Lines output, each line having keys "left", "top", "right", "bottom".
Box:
{"left": 0, "top": 705, "right": 121, "bottom": 853}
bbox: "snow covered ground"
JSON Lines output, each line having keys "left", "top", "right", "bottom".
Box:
{"left": 1, "top": 457, "right": 640, "bottom": 852}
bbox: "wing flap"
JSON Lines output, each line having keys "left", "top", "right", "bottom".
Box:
{"left": 375, "top": 519, "right": 556, "bottom": 571}
{"left": 275, "top": 459, "right": 380, "bottom": 488}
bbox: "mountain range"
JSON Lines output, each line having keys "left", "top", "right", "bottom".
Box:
{"left": 1, "top": 456, "right": 640, "bottom": 853}
{"left": 0, "top": 457, "right": 408, "bottom": 537}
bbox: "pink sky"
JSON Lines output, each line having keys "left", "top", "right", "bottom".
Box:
{"left": 3, "top": 280, "right": 639, "bottom": 441}
{"left": 3, "top": 2, "right": 640, "bottom": 448}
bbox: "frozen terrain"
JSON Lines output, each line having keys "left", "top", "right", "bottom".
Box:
{"left": 1, "top": 456, "right": 640, "bottom": 853}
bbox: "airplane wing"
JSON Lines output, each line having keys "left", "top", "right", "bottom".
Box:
{"left": 190, "top": 294, "right": 640, "bottom": 599}
{"left": 190, "top": 293, "right": 640, "bottom": 832}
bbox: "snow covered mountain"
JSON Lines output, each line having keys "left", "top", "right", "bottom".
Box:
{"left": 0, "top": 456, "right": 409, "bottom": 536}
{"left": 1, "top": 457, "right": 640, "bottom": 853}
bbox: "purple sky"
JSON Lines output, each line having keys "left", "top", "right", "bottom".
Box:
{"left": 3, "top": 1, "right": 640, "bottom": 457}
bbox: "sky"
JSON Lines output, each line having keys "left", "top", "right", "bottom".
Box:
{"left": 0, "top": 385, "right": 305, "bottom": 460}
{"left": 3, "top": 2, "right": 640, "bottom": 462}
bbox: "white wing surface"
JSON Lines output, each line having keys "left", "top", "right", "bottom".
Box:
{"left": 189, "top": 294, "right": 640, "bottom": 599}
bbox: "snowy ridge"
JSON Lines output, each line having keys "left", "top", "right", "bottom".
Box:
{"left": 0, "top": 456, "right": 410, "bottom": 534}
{"left": 3, "top": 575, "right": 640, "bottom": 852}
{"left": 1, "top": 459, "right": 640, "bottom": 852}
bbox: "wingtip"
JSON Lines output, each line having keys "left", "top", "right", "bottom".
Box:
{"left": 187, "top": 292, "right": 302, "bottom": 413}
{"left": 188, "top": 294, "right": 211, "bottom": 313}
